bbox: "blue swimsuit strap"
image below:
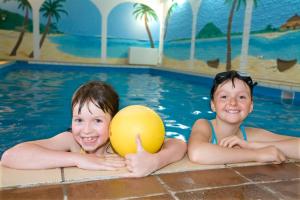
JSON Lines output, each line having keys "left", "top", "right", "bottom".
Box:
{"left": 240, "top": 125, "right": 248, "bottom": 141}
{"left": 207, "top": 120, "right": 218, "bottom": 144}
{"left": 207, "top": 120, "right": 247, "bottom": 144}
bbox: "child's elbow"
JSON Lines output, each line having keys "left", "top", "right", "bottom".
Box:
{"left": 188, "top": 149, "right": 202, "bottom": 163}
{"left": 1, "top": 149, "right": 15, "bottom": 167}
{"left": 1, "top": 144, "right": 24, "bottom": 167}
{"left": 188, "top": 147, "right": 215, "bottom": 164}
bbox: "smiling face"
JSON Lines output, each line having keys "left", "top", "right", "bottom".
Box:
{"left": 211, "top": 78, "right": 253, "bottom": 124}
{"left": 71, "top": 101, "right": 112, "bottom": 153}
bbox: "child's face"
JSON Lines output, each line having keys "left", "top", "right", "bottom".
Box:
{"left": 71, "top": 101, "right": 112, "bottom": 153}
{"left": 211, "top": 78, "right": 253, "bottom": 124}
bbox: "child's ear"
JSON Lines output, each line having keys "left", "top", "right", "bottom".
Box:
{"left": 210, "top": 101, "right": 216, "bottom": 112}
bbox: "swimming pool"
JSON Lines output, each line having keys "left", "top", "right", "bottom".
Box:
{"left": 0, "top": 62, "right": 299, "bottom": 156}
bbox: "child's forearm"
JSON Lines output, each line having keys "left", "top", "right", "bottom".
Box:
{"left": 155, "top": 139, "right": 187, "bottom": 169}
{"left": 249, "top": 139, "right": 300, "bottom": 159}
{"left": 188, "top": 143, "right": 282, "bottom": 164}
{"left": 1, "top": 143, "right": 79, "bottom": 169}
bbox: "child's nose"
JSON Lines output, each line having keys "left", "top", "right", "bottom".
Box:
{"left": 82, "top": 123, "right": 92, "bottom": 134}
{"left": 229, "top": 98, "right": 237, "bottom": 105}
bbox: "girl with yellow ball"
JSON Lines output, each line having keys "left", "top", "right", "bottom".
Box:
{"left": 1, "top": 81, "right": 187, "bottom": 177}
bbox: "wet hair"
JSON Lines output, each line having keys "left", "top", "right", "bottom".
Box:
{"left": 210, "top": 70, "right": 257, "bottom": 100}
{"left": 71, "top": 81, "right": 119, "bottom": 117}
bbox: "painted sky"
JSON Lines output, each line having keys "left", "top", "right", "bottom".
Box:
{"left": 1, "top": 0, "right": 299, "bottom": 40}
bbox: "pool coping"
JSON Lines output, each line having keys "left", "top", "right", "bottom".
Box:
{"left": 1, "top": 156, "right": 299, "bottom": 190}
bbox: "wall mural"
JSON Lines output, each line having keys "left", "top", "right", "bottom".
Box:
{"left": 0, "top": 0, "right": 299, "bottom": 86}
{"left": 163, "top": 1, "right": 192, "bottom": 68}
{"left": 0, "top": 0, "right": 160, "bottom": 64}
{"left": 246, "top": 0, "right": 300, "bottom": 84}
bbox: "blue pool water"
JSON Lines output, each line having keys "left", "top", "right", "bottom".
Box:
{"left": 0, "top": 62, "right": 299, "bottom": 156}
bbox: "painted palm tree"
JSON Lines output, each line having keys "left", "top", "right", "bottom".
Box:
{"left": 29, "top": 0, "right": 67, "bottom": 58}
{"left": 3, "top": 0, "right": 31, "bottom": 56}
{"left": 225, "top": 0, "right": 258, "bottom": 71}
{"left": 164, "top": 1, "right": 178, "bottom": 40}
{"left": 133, "top": 3, "right": 158, "bottom": 48}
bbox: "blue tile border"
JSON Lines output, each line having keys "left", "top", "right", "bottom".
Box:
{"left": 1, "top": 61, "right": 299, "bottom": 105}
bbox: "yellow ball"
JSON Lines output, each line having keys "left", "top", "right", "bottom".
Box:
{"left": 109, "top": 105, "right": 165, "bottom": 157}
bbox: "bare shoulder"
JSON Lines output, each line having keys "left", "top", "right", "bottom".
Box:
{"left": 189, "top": 119, "right": 211, "bottom": 142}
{"left": 30, "top": 131, "right": 77, "bottom": 151}
{"left": 245, "top": 127, "right": 293, "bottom": 142}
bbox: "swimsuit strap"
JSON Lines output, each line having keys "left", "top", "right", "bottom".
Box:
{"left": 240, "top": 125, "right": 248, "bottom": 141}
{"left": 207, "top": 120, "right": 248, "bottom": 144}
{"left": 207, "top": 120, "right": 218, "bottom": 144}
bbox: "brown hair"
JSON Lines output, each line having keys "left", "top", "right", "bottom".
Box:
{"left": 71, "top": 81, "right": 119, "bottom": 117}
{"left": 210, "top": 70, "right": 257, "bottom": 100}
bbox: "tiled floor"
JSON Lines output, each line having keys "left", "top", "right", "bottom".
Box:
{"left": 1, "top": 162, "right": 299, "bottom": 200}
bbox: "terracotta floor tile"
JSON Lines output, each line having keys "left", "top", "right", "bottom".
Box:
{"left": 158, "top": 168, "right": 247, "bottom": 191}
{"left": 262, "top": 180, "right": 300, "bottom": 200}
{"left": 66, "top": 176, "right": 167, "bottom": 200}
{"left": 0, "top": 185, "right": 64, "bottom": 200}
{"left": 232, "top": 163, "right": 300, "bottom": 182}
{"left": 174, "top": 184, "right": 279, "bottom": 200}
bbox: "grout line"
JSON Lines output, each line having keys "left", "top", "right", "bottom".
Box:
{"left": 166, "top": 178, "right": 300, "bottom": 194}
{"left": 62, "top": 184, "right": 68, "bottom": 200}
{"left": 172, "top": 181, "right": 264, "bottom": 194}
{"left": 155, "top": 176, "right": 179, "bottom": 200}
{"left": 60, "top": 168, "right": 68, "bottom": 200}
{"left": 60, "top": 167, "right": 65, "bottom": 182}
{"left": 116, "top": 192, "right": 168, "bottom": 200}
{"left": 228, "top": 167, "right": 254, "bottom": 183}
{"left": 257, "top": 184, "right": 286, "bottom": 199}
{"left": 253, "top": 178, "right": 300, "bottom": 200}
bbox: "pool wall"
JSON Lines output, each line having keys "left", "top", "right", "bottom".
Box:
{"left": 1, "top": 61, "right": 299, "bottom": 105}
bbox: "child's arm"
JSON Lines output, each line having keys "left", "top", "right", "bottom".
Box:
{"left": 188, "top": 119, "right": 286, "bottom": 164}
{"left": 1, "top": 132, "right": 124, "bottom": 170}
{"left": 123, "top": 135, "right": 187, "bottom": 177}
{"left": 242, "top": 128, "right": 299, "bottom": 159}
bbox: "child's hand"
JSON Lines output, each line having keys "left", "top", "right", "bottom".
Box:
{"left": 122, "top": 135, "right": 158, "bottom": 178}
{"left": 76, "top": 153, "right": 125, "bottom": 170}
{"left": 255, "top": 146, "right": 286, "bottom": 163}
{"left": 219, "top": 135, "right": 250, "bottom": 149}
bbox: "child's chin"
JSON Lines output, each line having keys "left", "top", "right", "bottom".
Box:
{"left": 82, "top": 143, "right": 104, "bottom": 152}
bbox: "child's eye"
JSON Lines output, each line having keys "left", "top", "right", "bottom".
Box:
{"left": 220, "top": 95, "right": 227, "bottom": 99}
{"left": 95, "top": 119, "right": 102, "bottom": 123}
{"left": 239, "top": 95, "right": 247, "bottom": 99}
{"left": 74, "top": 118, "right": 82, "bottom": 123}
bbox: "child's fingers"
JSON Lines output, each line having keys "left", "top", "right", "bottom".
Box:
{"left": 125, "top": 159, "right": 132, "bottom": 168}
{"left": 119, "top": 172, "right": 136, "bottom": 178}
{"left": 228, "top": 139, "right": 238, "bottom": 148}
{"left": 220, "top": 137, "right": 242, "bottom": 148}
{"left": 110, "top": 160, "right": 126, "bottom": 167}
{"left": 219, "top": 138, "right": 231, "bottom": 147}
{"left": 96, "top": 164, "right": 119, "bottom": 171}
{"left": 104, "top": 155, "right": 125, "bottom": 162}
{"left": 125, "top": 154, "right": 134, "bottom": 161}
{"left": 126, "top": 164, "right": 133, "bottom": 172}
{"left": 278, "top": 151, "right": 286, "bottom": 162}
{"left": 104, "top": 154, "right": 123, "bottom": 158}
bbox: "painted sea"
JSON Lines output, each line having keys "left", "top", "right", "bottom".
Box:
{"left": 49, "top": 31, "right": 300, "bottom": 63}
